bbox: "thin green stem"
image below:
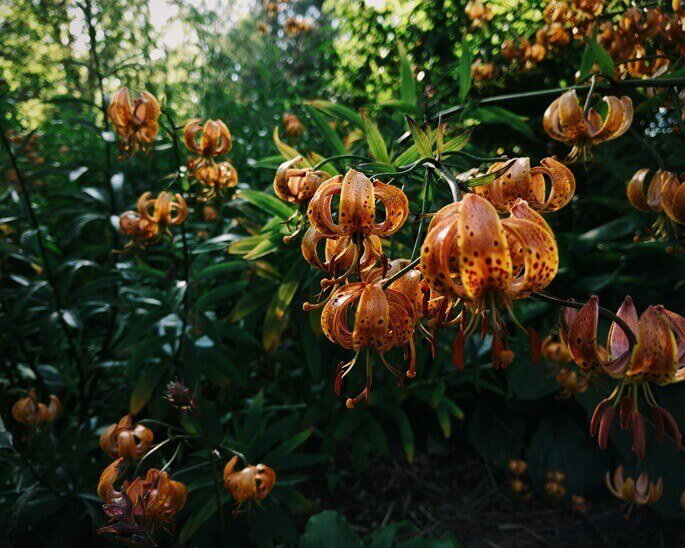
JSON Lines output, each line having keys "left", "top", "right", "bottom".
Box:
{"left": 381, "top": 257, "right": 420, "bottom": 290}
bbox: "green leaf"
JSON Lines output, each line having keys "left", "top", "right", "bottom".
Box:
{"left": 458, "top": 36, "right": 473, "bottom": 103}
{"left": 378, "top": 99, "right": 421, "bottom": 115}
{"left": 397, "top": 42, "right": 417, "bottom": 107}
{"left": 300, "top": 511, "right": 362, "bottom": 548}
{"left": 196, "top": 281, "right": 249, "bottom": 312}
{"left": 238, "top": 189, "right": 295, "bottom": 220}
{"left": 578, "top": 42, "right": 596, "bottom": 82}
{"left": 129, "top": 365, "right": 165, "bottom": 414}
{"left": 405, "top": 115, "right": 432, "bottom": 159}
{"left": 304, "top": 104, "right": 347, "bottom": 156}
{"left": 360, "top": 111, "right": 390, "bottom": 164}
{"left": 229, "top": 285, "right": 275, "bottom": 322}
{"left": 472, "top": 107, "right": 536, "bottom": 140}
{"left": 442, "top": 128, "right": 472, "bottom": 153}
{"left": 590, "top": 39, "right": 615, "bottom": 79}
{"left": 179, "top": 497, "right": 217, "bottom": 543}
{"left": 196, "top": 260, "right": 246, "bottom": 279}
{"left": 262, "top": 261, "right": 308, "bottom": 352}
{"left": 466, "top": 159, "right": 515, "bottom": 187}
{"left": 306, "top": 100, "right": 363, "bottom": 126}
{"left": 273, "top": 127, "right": 308, "bottom": 162}
{"left": 394, "top": 407, "right": 415, "bottom": 463}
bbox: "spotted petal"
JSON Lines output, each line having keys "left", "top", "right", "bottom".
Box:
{"left": 628, "top": 306, "right": 679, "bottom": 385}
{"left": 373, "top": 181, "right": 409, "bottom": 236}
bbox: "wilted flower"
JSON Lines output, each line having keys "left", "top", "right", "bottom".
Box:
{"left": 12, "top": 389, "right": 60, "bottom": 426}
{"left": 322, "top": 280, "right": 416, "bottom": 406}
{"left": 108, "top": 88, "right": 160, "bottom": 159}
{"left": 100, "top": 414, "right": 154, "bottom": 460}
{"left": 223, "top": 456, "right": 276, "bottom": 508}
{"left": 543, "top": 90, "right": 633, "bottom": 163}
{"left": 282, "top": 113, "right": 304, "bottom": 138}
{"left": 605, "top": 466, "right": 662, "bottom": 517}
{"left": 98, "top": 458, "right": 187, "bottom": 528}
{"left": 421, "top": 194, "right": 558, "bottom": 369}
{"left": 560, "top": 296, "right": 684, "bottom": 457}
{"left": 475, "top": 157, "right": 575, "bottom": 213}
{"left": 163, "top": 379, "right": 198, "bottom": 414}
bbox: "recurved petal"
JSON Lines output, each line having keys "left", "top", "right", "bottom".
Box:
{"left": 308, "top": 175, "right": 343, "bottom": 237}
{"left": 661, "top": 173, "right": 685, "bottom": 224}
{"left": 108, "top": 88, "right": 133, "bottom": 128}
{"left": 456, "top": 194, "right": 512, "bottom": 300}
{"left": 301, "top": 226, "right": 327, "bottom": 271}
{"left": 339, "top": 170, "right": 375, "bottom": 236}
{"left": 543, "top": 96, "right": 568, "bottom": 142}
{"left": 321, "top": 283, "right": 364, "bottom": 349}
{"left": 558, "top": 90, "right": 589, "bottom": 143}
{"left": 182, "top": 119, "right": 204, "bottom": 155}
{"left": 589, "top": 96, "right": 627, "bottom": 143}
{"left": 503, "top": 201, "right": 558, "bottom": 298}
{"left": 353, "top": 283, "right": 390, "bottom": 351}
{"left": 605, "top": 296, "right": 638, "bottom": 377}
{"left": 530, "top": 157, "right": 576, "bottom": 212}
{"left": 626, "top": 168, "right": 651, "bottom": 211}
{"left": 628, "top": 306, "right": 679, "bottom": 385}
{"left": 486, "top": 158, "right": 535, "bottom": 212}
{"left": 645, "top": 169, "right": 666, "bottom": 211}
{"left": 212, "top": 120, "right": 233, "bottom": 155}
{"left": 98, "top": 458, "right": 125, "bottom": 502}
{"left": 567, "top": 296, "right": 605, "bottom": 372}
{"left": 373, "top": 181, "right": 409, "bottom": 236}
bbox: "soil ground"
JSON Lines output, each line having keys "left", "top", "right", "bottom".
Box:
{"left": 302, "top": 446, "right": 685, "bottom": 547}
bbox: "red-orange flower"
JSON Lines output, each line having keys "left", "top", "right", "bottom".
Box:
{"left": 223, "top": 456, "right": 276, "bottom": 507}
{"left": 108, "top": 88, "right": 160, "bottom": 159}
{"left": 282, "top": 113, "right": 304, "bottom": 138}
{"left": 475, "top": 157, "right": 575, "bottom": 213}
{"left": 100, "top": 414, "right": 154, "bottom": 460}
{"left": 322, "top": 280, "right": 416, "bottom": 406}
{"left": 606, "top": 466, "right": 662, "bottom": 516}
{"left": 191, "top": 160, "right": 238, "bottom": 201}
{"left": 11, "top": 389, "right": 60, "bottom": 426}
{"left": 543, "top": 90, "right": 633, "bottom": 162}
{"left": 183, "top": 118, "right": 232, "bottom": 159}
{"left": 560, "top": 296, "right": 684, "bottom": 457}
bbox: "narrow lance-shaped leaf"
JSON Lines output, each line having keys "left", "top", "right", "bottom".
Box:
{"left": 405, "top": 115, "right": 433, "bottom": 159}
{"left": 458, "top": 36, "right": 473, "bottom": 103}
{"left": 360, "top": 110, "right": 390, "bottom": 164}
{"left": 397, "top": 41, "right": 417, "bottom": 107}
{"left": 304, "top": 104, "right": 347, "bottom": 156}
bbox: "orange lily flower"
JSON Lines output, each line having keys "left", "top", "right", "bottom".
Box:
{"left": 322, "top": 280, "right": 416, "bottom": 407}
{"left": 223, "top": 456, "right": 276, "bottom": 507}
{"left": 606, "top": 466, "right": 662, "bottom": 517}
{"left": 543, "top": 90, "right": 633, "bottom": 163}
{"left": 301, "top": 226, "right": 382, "bottom": 294}
{"left": 626, "top": 46, "right": 670, "bottom": 78}
{"left": 98, "top": 458, "right": 187, "bottom": 524}
{"left": 475, "top": 157, "right": 575, "bottom": 213}
{"left": 308, "top": 169, "right": 409, "bottom": 239}
{"left": 118, "top": 210, "right": 159, "bottom": 250}
{"left": 183, "top": 118, "right": 232, "bottom": 159}
{"left": 471, "top": 60, "right": 497, "bottom": 82}
{"left": 190, "top": 159, "right": 238, "bottom": 201}
{"left": 274, "top": 156, "right": 328, "bottom": 205}
{"left": 108, "top": 88, "right": 160, "bottom": 159}
{"left": 560, "top": 296, "right": 684, "bottom": 457}
{"left": 11, "top": 389, "right": 60, "bottom": 426}
{"left": 420, "top": 194, "right": 558, "bottom": 368}
{"left": 100, "top": 414, "right": 154, "bottom": 460}
{"left": 138, "top": 191, "right": 189, "bottom": 233}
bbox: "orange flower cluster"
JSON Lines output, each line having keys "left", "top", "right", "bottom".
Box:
{"left": 100, "top": 414, "right": 154, "bottom": 460}
{"left": 223, "top": 456, "right": 276, "bottom": 508}
{"left": 119, "top": 191, "right": 189, "bottom": 251}
{"left": 627, "top": 168, "right": 685, "bottom": 250}
{"left": 465, "top": 0, "right": 493, "bottom": 25}
{"left": 471, "top": 59, "right": 498, "bottom": 82}
{"left": 508, "top": 458, "right": 531, "bottom": 500}
{"left": 560, "top": 295, "right": 684, "bottom": 457}
{"left": 284, "top": 17, "right": 313, "bottom": 37}
{"left": 12, "top": 389, "right": 60, "bottom": 427}
{"left": 543, "top": 90, "right": 633, "bottom": 163}
{"left": 606, "top": 466, "right": 662, "bottom": 517}
{"left": 108, "top": 88, "right": 160, "bottom": 159}
{"left": 545, "top": 470, "right": 567, "bottom": 499}
{"left": 184, "top": 118, "right": 238, "bottom": 201}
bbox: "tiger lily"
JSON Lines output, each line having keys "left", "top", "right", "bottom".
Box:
{"left": 282, "top": 113, "right": 304, "bottom": 138}
{"left": 223, "top": 456, "right": 276, "bottom": 508}
{"left": 274, "top": 156, "right": 328, "bottom": 205}
{"left": 627, "top": 168, "right": 685, "bottom": 250}
{"left": 301, "top": 226, "right": 382, "bottom": 297}
{"left": 475, "top": 157, "right": 575, "bottom": 213}
{"left": 11, "top": 389, "right": 60, "bottom": 426}
{"left": 606, "top": 466, "right": 662, "bottom": 517}
{"left": 321, "top": 280, "right": 416, "bottom": 407}
{"left": 108, "top": 88, "right": 160, "bottom": 159}
{"left": 420, "top": 194, "right": 558, "bottom": 369}
{"left": 100, "top": 414, "right": 154, "bottom": 460}
{"left": 138, "top": 191, "right": 189, "bottom": 233}
{"left": 543, "top": 90, "right": 633, "bottom": 163}
{"left": 98, "top": 458, "right": 187, "bottom": 525}
{"left": 118, "top": 210, "right": 159, "bottom": 250}
{"left": 190, "top": 159, "right": 238, "bottom": 201}
{"left": 560, "top": 295, "right": 685, "bottom": 457}
{"left": 183, "top": 118, "right": 232, "bottom": 160}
